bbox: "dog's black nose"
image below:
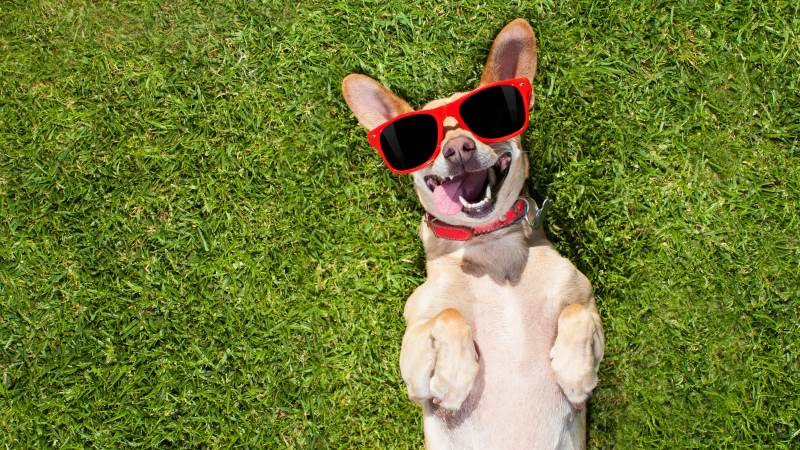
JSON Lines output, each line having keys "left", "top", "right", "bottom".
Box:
{"left": 443, "top": 137, "right": 476, "bottom": 164}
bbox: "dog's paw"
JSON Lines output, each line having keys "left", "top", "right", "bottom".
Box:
{"left": 549, "top": 304, "right": 602, "bottom": 409}
{"left": 550, "top": 343, "right": 596, "bottom": 409}
{"left": 428, "top": 348, "right": 479, "bottom": 410}
{"left": 400, "top": 309, "right": 480, "bottom": 411}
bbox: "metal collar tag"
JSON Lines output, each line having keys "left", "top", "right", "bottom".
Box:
{"left": 531, "top": 198, "right": 553, "bottom": 229}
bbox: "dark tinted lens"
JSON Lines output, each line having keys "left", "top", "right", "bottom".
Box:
{"left": 379, "top": 114, "right": 439, "bottom": 171}
{"left": 459, "top": 85, "right": 526, "bottom": 139}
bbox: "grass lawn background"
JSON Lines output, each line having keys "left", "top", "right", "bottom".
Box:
{"left": 1, "top": 0, "right": 798, "bottom": 448}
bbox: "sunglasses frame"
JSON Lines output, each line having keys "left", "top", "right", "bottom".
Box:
{"left": 366, "top": 77, "right": 533, "bottom": 174}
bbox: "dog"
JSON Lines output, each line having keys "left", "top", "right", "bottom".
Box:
{"left": 342, "top": 19, "right": 604, "bottom": 450}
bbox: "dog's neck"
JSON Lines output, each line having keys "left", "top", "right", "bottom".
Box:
{"left": 420, "top": 218, "right": 547, "bottom": 285}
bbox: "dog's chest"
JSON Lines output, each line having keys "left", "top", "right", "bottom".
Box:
{"left": 419, "top": 242, "right": 586, "bottom": 448}
{"left": 468, "top": 279, "right": 558, "bottom": 370}
{"left": 426, "top": 275, "right": 572, "bottom": 448}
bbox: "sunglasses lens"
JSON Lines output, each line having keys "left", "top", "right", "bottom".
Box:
{"left": 459, "top": 85, "right": 526, "bottom": 139}
{"left": 379, "top": 114, "right": 439, "bottom": 172}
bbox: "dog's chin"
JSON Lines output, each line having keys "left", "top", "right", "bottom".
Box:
{"left": 419, "top": 152, "right": 518, "bottom": 224}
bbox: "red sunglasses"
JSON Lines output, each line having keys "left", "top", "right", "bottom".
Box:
{"left": 366, "top": 77, "right": 533, "bottom": 174}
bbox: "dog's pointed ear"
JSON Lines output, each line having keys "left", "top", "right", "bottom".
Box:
{"left": 342, "top": 74, "right": 414, "bottom": 131}
{"left": 480, "top": 19, "right": 538, "bottom": 86}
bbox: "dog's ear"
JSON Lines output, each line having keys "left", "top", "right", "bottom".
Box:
{"left": 480, "top": 19, "right": 537, "bottom": 86}
{"left": 342, "top": 74, "right": 414, "bottom": 130}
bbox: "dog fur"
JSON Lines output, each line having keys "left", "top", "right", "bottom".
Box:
{"left": 342, "top": 19, "right": 604, "bottom": 450}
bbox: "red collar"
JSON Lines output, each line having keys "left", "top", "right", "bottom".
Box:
{"left": 425, "top": 197, "right": 530, "bottom": 241}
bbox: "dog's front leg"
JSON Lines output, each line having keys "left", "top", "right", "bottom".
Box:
{"left": 550, "top": 303, "right": 605, "bottom": 409}
{"left": 399, "top": 308, "right": 479, "bottom": 411}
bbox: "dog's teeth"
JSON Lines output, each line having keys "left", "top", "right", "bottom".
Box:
{"left": 459, "top": 196, "right": 469, "bottom": 207}
{"left": 486, "top": 185, "right": 491, "bottom": 200}
{"left": 488, "top": 169, "right": 497, "bottom": 186}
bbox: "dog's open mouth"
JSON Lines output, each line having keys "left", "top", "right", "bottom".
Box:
{"left": 424, "top": 153, "right": 512, "bottom": 217}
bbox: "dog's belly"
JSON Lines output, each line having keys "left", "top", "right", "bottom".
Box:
{"left": 422, "top": 282, "right": 585, "bottom": 450}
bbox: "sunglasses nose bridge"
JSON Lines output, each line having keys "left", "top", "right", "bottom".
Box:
{"left": 439, "top": 101, "right": 463, "bottom": 129}
{"left": 442, "top": 116, "right": 459, "bottom": 129}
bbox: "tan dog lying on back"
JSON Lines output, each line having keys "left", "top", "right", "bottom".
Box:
{"left": 342, "top": 19, "right": 604, "bottom": 450}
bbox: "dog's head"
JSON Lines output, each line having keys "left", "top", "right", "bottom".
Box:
{"left": 342, "top": 19, "right": 537, "bottom": 227}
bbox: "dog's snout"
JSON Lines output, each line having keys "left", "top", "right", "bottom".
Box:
{"left": 443, "top": 136, "right": 476, "bottom": 164}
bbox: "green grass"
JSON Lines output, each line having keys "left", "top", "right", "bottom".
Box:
{"left": 1, "top": 0, "right": 798, "bottom": 448}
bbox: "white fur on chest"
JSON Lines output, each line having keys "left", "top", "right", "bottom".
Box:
{"left": 469, "top": 273, "right": 562, "bottom": 405}
{"left": 472, "top": 283, "right": 525, "bottom": 353}
{"left": 465, "top": 247, "right": 565, "bottom": 360}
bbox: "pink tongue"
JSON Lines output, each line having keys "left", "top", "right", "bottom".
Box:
{"left": 433, "top": 171, "right": 487, "bottom": 215}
